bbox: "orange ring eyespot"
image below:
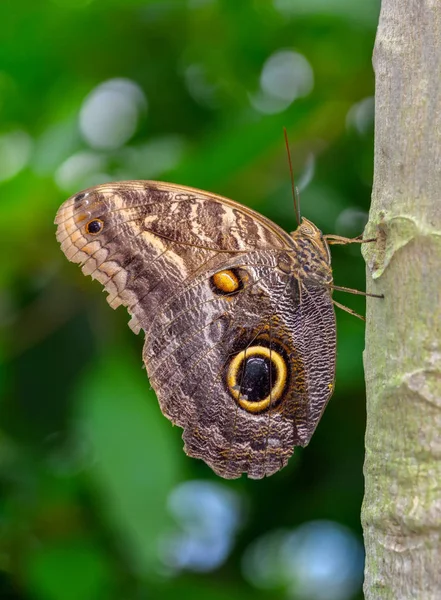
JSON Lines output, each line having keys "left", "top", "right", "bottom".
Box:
{"left": 85, "top": 219, "right": 104, "bottom": 235}
{"left": 210, "top": 269, "right": 243, "bottom": 295}
{"left": 226, "top": 346, "right": 287, "bottom": 413}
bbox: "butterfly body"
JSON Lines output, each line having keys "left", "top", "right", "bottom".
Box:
{"left": 55, "top": 180, "right": 336, "bottom": 479}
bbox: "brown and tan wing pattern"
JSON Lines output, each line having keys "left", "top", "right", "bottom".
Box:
{"left": 55, "top": 180, "right": 336, "bottom": 479}
{"left": 55, "top": 181, "right": 291, "bottom": 334}
{"left": 147, "top": 262, "right": 336, "bottom": 479}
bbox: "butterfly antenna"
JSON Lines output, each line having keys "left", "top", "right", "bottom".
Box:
{"left": 284, "top": 127, "right": 301, "bottom": 225}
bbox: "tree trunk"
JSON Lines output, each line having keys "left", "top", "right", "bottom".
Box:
{"left": 362, "top": 1, "right": 441, "bottom": 598}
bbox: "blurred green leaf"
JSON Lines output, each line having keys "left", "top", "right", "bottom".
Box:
{"left": 25, "top": 539, "right": 112, "bottom": 600}
{"left": 76, "top": 349, "right": 183, "bottom": 575}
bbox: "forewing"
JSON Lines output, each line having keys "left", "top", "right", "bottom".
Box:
{"left": 55, "top": 180, "right": 291, "bottom": 335}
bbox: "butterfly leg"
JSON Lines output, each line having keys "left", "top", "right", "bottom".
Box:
{"left": 324, "top": 234, "right": 377, "bottom": 245}
{"left": 332, "top": 299, "right": 365, "bottom": 321}
{"left": 326, "top": 283, "right": 383, "bottom": 321}
{"left": 329, "top": 284, "right": 384, "bottom": 299}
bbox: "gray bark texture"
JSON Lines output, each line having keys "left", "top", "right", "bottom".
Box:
{"left": 361, "top": 1, "right": 441, "bottom": 598}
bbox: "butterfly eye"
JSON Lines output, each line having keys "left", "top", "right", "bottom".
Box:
{"left": 210, "top": 269, "right": 243, "bottom": 295}
{"left": 226, "top": 345, "right": 288, "bottom": 413}
{"left": 300, "top": 223, "right": 314, "bottom": 235}
{"left": 85, "top": 219, "right": 104, "bottom": 235}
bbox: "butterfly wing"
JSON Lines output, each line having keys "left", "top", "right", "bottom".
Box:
{"left": 55, "top": 180, "right": 336, "bottom": 478}
{"left": 55, "top": 180, "right": 291, "bottom": 332}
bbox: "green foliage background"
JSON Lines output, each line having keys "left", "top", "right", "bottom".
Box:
{"left": 0, "top": 1, "right": 379, "bottom": 599}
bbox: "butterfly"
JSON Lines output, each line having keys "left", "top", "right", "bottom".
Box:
{"left": 55, "top": 176, "right": 379, "bottom": 479}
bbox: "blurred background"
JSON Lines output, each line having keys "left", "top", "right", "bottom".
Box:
{"left": 0, "top": 1, "right": 380, "bottom": 599}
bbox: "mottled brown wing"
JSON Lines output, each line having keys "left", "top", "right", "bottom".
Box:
{"left": 146, "top": 261, "right": 336, "bottom": 479}
{"left": 55, "top": 180, "right": 291, "bottom": 332}
{"left": 55, "top": 180, "right": 336, "bottom": 479}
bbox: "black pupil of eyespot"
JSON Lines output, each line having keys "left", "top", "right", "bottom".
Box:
{"left": 88, "top": 220, "right": 102, "bottom": 233}
{"left": 238, "top": 355, "right": 277, "bottom": 402}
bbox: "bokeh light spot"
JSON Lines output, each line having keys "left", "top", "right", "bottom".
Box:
{"left": 79, "top": 78, "right": 147, "bottom": 150}
{"left": 242, "top": 520, "right": 364, "bottom": 600}
{"left": 346, "top": 96, "right": 375, "bottom": 135}
{"left": 160, "top": 480, "right": 244, "bottom": 573}
{"left": 0, "top": 130, "right": 32, "bottom": 182}
{"left": 120, "top": 135, "right": 186, "bottom": 179}
{"left": 184, "top": 64, "right": 219, "bottom": 108}
{"left": 250, "top": 50, "right": 314, "bottom": 115}
{"left": 296, "top": 153, "right": 316, "bottom": 193}
{"left": 55, "top": 150, "right": 108, "bottom": 192}
{"left": 335, "top": 207, "right": 369, "bottom": 239}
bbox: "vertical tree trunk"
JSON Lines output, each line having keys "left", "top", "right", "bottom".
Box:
{"left": 362, "top": 1, "right": 441, "bottom": 598}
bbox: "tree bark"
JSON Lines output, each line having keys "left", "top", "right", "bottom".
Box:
{"left": 362, "top": 1, "right": 441, "bottom": 598}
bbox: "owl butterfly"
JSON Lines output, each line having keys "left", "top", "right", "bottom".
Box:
{"left": 55, "top": 175, "right": 378, "bottom": 479}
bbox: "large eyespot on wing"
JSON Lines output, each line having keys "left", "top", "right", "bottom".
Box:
{"left": 142, "top": 257, "right": 299, "bottom": 479}
{"left": 181, "top": 328, "right": 305, "bottom": 480}
{"left": 173, "top": 272, "right": 336, "bottom": 480}
{"left": 226, "top": 345, "right": 288, "bottom": 413}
